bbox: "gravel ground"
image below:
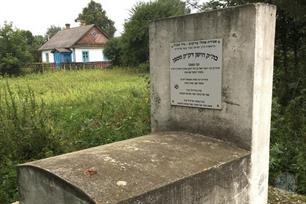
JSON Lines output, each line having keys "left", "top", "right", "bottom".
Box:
{"left": 269, "top": 187, "right": 306, "bottom": 204}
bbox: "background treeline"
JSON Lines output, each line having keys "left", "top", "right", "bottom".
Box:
{"left": 104, "top": 0, "right": 189, "bottom": 67}
{"left": 0, "top": 23, "right": 44, "bottom": 75}
{"left": 0, "top": 23, "right": 65, "bottom": 75}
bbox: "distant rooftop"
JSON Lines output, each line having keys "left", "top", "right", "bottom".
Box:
{"left": 39, "top": 25, "right": 95, "bottom": 51}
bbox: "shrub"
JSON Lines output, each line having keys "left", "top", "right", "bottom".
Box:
{"left": 0, "top": 83, "right": 63, "bottom": 203}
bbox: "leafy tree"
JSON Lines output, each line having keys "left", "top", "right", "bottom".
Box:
{"left": 0, "top": 23, "right": 33, "bottom": 75}
{"left": 32, "top": 35, "right": 46, "bottom": 62}
{"left": 45, "top": 25, "right": 62, "bottom": 39}
{"left": 103, "top": 37, "right": 123, "bottom": 66}
{"left": 76, "top": 0, "right": 116, "bottom": 37}
{"left": 119, "top": 0, "right": 189, "bottom": 66}
{"left": 199, "top": 0, "right": 306, "bottom": 105}
{"left": 20, "top": 30, "right": 45, "bottom": 62}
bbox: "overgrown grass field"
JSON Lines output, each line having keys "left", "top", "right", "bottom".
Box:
{"left": 0, "top": 69, "right": 305, "bottom": 204}
{"left": 0, "top": 69, "right": 150, "bottom": 203}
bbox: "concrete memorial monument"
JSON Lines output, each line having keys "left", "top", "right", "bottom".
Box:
{"left": 18, "top": 3, "right": 276, "bottom": 204}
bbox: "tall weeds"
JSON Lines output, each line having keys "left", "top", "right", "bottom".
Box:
{"left": 0, "top": 69, "right": 150, "bottom": 203}
{"left": 0, "top": 82, "right": 62, "bottom": 203}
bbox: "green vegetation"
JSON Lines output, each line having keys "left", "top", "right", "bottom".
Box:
{"left": 45, "top": 25, "right": 62, "bottom": 39}
{"left": 0, "top": 69, "right": 150, "bottom": 203}
{"left": 104, "top": 0, "right": 189, "bottom": 66}
{"left": 75, "top": 0, "right": 116, "bottom": 37}
{"left": 0, "top": 23, "right": 33, "bottom": 75}
{"left": 0, "top": 23, "right": 46, "bottom": 75}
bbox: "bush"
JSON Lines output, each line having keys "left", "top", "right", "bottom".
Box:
{"left": 0, "top": 23, "right": 34, "bottom": 75}
{"left": 0, "top": 83, "right": 63, "bottom": 203}
{"left": 106, "top": 0, "right": 188, "bottom": 67}
{"left": 0, "top": 69, "right": 150, "bottom": 203}
{"left": 270, "top": 92, "right": 306, "bottom": 194}
{"left": 103, "top": 37, "right": 123, "bottom": 66}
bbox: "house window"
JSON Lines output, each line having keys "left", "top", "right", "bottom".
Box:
{"left": 45, "top": 53, "right": 49, "bottom": 63}
{"left": 82, "top": 51, "right": 89, "bottom": 62}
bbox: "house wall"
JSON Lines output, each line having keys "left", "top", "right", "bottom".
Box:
{"left": 41, "top": 48, "right": 109, "bottom": 63}
{"left": 72, "top": 49, "right": 76, "bottom": 62}
{"left": 74, "top": 48, "right": 108, "bottom": 62}
{"left": 41, "top": 50, "right": 54, "bottom": 63}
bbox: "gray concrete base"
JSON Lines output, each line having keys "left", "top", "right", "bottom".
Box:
{"left": 18, "top": 132, "right": 250, "bottom": 204}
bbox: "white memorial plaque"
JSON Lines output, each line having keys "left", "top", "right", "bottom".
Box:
{"left": 170, "top": 39, "right": 222, "bottom": 109}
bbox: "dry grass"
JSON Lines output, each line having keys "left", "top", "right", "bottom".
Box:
{"left": 269, "top": 187, "right": 306, "bottom": 204}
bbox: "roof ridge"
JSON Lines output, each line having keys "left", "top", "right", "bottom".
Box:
{"left": 38, "top": 24, "right": 97, "bottom": 51}
{"left": 58, "top": 24, "right": 94, "bottom": 32}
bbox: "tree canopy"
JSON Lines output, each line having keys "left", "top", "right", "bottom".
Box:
{"left": 104, "top": 0, "right": 189, "bottom": 66}
{"left": 103, "top": 37, "right": 122, "bottom": 66}
{"left": 45, "top": 25, "right": 62, "bottom": 39}
{"left": 75, "top": 0, "right": 116, "bottom": 37}
{"left": 0, "top": 23, "right": 34, "bottom": 75}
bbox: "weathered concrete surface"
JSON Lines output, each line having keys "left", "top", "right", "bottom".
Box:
{"left": 250, "top": 4, "right": 276, "bottom": 204}
{"left": 150, "top": 3, "right": 276, "bottom": 204}
{"left": 18, "top": 132, "right": 250, "bottom": 204}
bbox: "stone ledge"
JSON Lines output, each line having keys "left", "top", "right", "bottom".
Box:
{"left": 18, "top": 132, "right": 250, "bottom": 204}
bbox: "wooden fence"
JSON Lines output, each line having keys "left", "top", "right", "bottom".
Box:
{"left": 23, "top": 62, "right": 112, "bottom": 73}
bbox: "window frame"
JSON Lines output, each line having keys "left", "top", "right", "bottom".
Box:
{"left": 82, "top": 51, "right": 89, "bottom": 63}
{"left": 45, "top": 52, "right": 49, "bottom": 63}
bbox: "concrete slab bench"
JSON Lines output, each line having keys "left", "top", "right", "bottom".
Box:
{"left": 18, "top": 132, "right": 249, "bottom": 204}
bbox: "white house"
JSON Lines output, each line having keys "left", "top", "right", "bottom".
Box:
{"left": 39, "top": 24, "right": 110, "bottom": 67}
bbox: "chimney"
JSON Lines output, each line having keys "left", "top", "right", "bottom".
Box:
{"left": 65, "top": 23, "right": 71, "bottom": 29}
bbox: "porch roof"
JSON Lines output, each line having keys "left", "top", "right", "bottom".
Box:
{"left": 51, "top": 48, "right": 72, "bottom": 53}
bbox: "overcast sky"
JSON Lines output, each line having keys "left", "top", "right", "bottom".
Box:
{"left": 0, "top": 0, "right": 205, "bottom": 37}
{"left": 0, "top": 0, "right": 150, "bottom": 37}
